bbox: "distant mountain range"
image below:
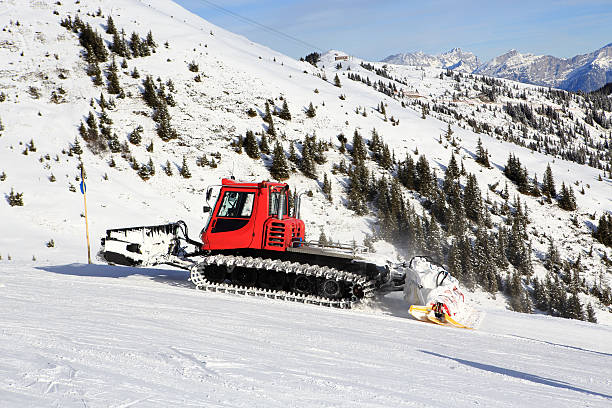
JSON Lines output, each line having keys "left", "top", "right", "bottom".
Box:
{"left": 382, "top": 48, "right": 480, "bottom": 73}
{"left": 381, "top": 44, "right": 612, "bottom": 92}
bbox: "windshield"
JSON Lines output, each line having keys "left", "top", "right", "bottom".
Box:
{"left": 217, "top": 191, "right": 254, "bottom": 218}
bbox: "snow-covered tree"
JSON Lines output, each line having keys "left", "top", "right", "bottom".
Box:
{"left": 270, "top": 143, "right": 289, "bottom": 181}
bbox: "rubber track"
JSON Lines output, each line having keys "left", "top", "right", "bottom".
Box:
{"left": 189, "top": 254, "right": 377, "bottom": 309}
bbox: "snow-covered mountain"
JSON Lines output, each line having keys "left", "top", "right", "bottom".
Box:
{"left": 382, "top": 48, "right": 480, "bottom": 73}
{"left": 1, "top": 1, "right": 612, "bottom": 405}
{"left": 475, "top": 44, "right": 612, "bottom": 92}
{"left": 382, "top": 44, "right": 612, "bottom": 92}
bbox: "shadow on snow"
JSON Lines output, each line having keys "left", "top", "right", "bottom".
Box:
{"left": 509, "top": 335, "right": 612, "bottom": 358}
{"left": 419, "top": 350, "right": 612, "bottom": 400}
{"left": 36, "top": 263, "right": 193, "bottom": 289}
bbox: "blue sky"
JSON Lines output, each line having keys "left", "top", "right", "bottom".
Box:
{"left": 174, "top": 0, "right": 612, "bottom": 61}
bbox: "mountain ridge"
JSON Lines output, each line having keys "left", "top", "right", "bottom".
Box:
{"left": 381, "top": 48, "right": 480, "bottom": 73}
{"left": 381, "top": 43, "right": 612, "bottom": 92}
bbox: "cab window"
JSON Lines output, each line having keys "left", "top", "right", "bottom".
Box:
{"left": 269, "top": 191, "right": 287, "bottom": 216}
{"left": 218, "top": 191, "right": 254, "bottom": 218}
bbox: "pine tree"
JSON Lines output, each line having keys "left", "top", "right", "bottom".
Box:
{"left": 475, "top": 138, "right": 490, "bottom": 167}
{"left": 375, "top": 178, "right": 398, "bottom": 241}
{"left": 259, "top": 132, "right": 270, "bottom": 154}
{"left": 463, "top": 173, "right": 482, "bottom": 223}
{"left": 558, "top": 182, "right": 577, "bottom": 211}
{"left": 347, "top": 162, "right": 369, "bottom": 215}
{"left": 398, "top": 154, "right": 416, "bottom": 190}
{"left": 447, "top": 238, "right": 463, "bottom": 281}
{"left": 138, "top": 162, "right": 151, "bottom": 180}
{"left": 180, "top": 156, "right": 191, "bottom": 178}
{"left": 288, "top": 141, "right": 298, "bottom": 163}
{"left": 279, "top": 100, "right": 292, "bottom": 121}
{"left": 106, "top": 15, "right": 117, "bottom": 35}
{"left": 323, "top": 173, "right": 332, "bottom": 202}
{"left": 379, "top": 144, "right": 392, "bottom": 170}
{"left": 142, "top": 75, "right": 159, "bottom": 108}
{"left": 300, "top": 137, "right": 317, "bottom": 179}
{"left": 586, "top": 303, "right": 597, "bottom": 323}
{"left": 593, "top": 214, "right": 612, "bottom": 247}
{"left": 129, "top": 32, "right": 142, "bottom": 58}
{"left": 351, "top": 130, "right": 367, "bottom": 163}
{"left": 164, "top": 160, "right": 173, "bottom": 176}
{"left": 155, "top": 103, "right": 178, "bottom": 141}
{"left": 111, "top": 30, "right": 129, "bottom": 58}
{"left": 107, "top": 134, "right": 120, "bottom": 153}
{"left": 79, "top": 23, "right": 108, "bottom": 62}
{"left": 266, "top": 116, "right": 276, "bottom": 137}
{"left": 445, "top": 123, "right": 453, "bottom": 139}
{"left": 472, "top": 227, "right": 498, "bottom": 293}
{"left": 318, "top": 229, "right": 329, "bottom": 246}
{"left": 145, "top": 31, "right": 156, "bottom": 52}
{"left": 128, "top": 125, "right": 143, "bottom": 145}
{"left": 244, "top": 130, "right": 260, "bottom": 159}
{"left": 506, "top": 272, "right": 532, "bottom": 313}
{"left": 567, "top": 288, "right": 584, "bottom": 320}
{"left": 504, "top": 153, "right": 529, "bottom": 193}
{"left": 542, "top": 164, "right": 556, "bottom": 200}
{"left": 270, "top": 142, "right": 290, "bottom": 180}
{"left": 458, "top": 235, "right": 475, "bottom": 289}
{"left": 106, "top": 58, "right": 122, "bottom": 94}
{"left": 7, "top": 188, "right": 24, "bottom": 206}
{"left": 379, "top": 101, "right": 386, "bottom": 115}
{"left": 425, "top": 215, "right": 444, "bottom": 263}
{"left": 334, "top": 73, "right": 341, "bottom": 88}
{"left": 530, "top": 173, "right": 541, "bottom": 196}
{"left": 147, "top": 157, "right": 155, "bottom": 176}
{"left": 72, "top": 137, "right": 83, "bottom": 155}
{"left": 89, "top": 62, "right": 103, "bottom": 85}
{"left": 545, "top": 239, "right": 561, "bottom": 272}
{"left": 263, "top": 101, "right": 272, "bottom": 124}
{"left": 415, "top": 155, "right": 433, "bottom": 198}
{"left": 305, "top": 102, "right": 316, "bottom": 118}
{"left": 444, "top": 153, "right": 460, "bottom": 189}
{"left": 532, "top": 277, "right": 549, "bottom": 311}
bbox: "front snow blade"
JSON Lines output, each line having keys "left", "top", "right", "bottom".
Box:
{"left": 100, "top": 222, "right": 199, "bottom": 267}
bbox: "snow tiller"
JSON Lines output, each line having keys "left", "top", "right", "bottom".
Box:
{"left": 100, "top": 179, "right": 480, "bottom": 327}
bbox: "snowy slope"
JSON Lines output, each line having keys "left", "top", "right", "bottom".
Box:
{"left": 0, "top": 0, "right": 610, "bottom": 312}
{"left": 1, "top": 260, "right": 612, "bottom": 407}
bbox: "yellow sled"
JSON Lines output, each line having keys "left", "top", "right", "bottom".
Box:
{"left": 409, "top": 305, "right": 473, "bottom": 329}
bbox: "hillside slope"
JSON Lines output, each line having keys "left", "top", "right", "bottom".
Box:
{"left": 0, "top": 2, "right": 611, "bottom": 322}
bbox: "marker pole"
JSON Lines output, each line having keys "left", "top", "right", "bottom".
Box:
{"left": 81, "top": 165, "right": 91, "bottom": 264}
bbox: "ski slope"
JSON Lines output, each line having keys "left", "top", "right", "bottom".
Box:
{"left": 1, "top": 260, "right": 611, "bottom": 407}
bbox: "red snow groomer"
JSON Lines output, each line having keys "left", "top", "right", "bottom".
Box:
{"left": 101, "top": 178, "right": 478, "bottom": 326}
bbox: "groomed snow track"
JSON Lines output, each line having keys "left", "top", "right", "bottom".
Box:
{"left": 189, "top": 254, "right": 378, "bottom": 309}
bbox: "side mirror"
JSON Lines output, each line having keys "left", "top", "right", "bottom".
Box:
{"left": 203, "top": 206, "right": 211, "bottom": 213}
{"left": 206, "top": 188, "right": 212, "bottom": 201}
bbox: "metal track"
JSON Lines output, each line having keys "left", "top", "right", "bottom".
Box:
{"left": 189, "top": 254, "right": 377, "bottom": 309}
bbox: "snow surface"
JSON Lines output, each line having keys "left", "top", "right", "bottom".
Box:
{"left": 1, "top": 260, "right": 612, "bottom": 407}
